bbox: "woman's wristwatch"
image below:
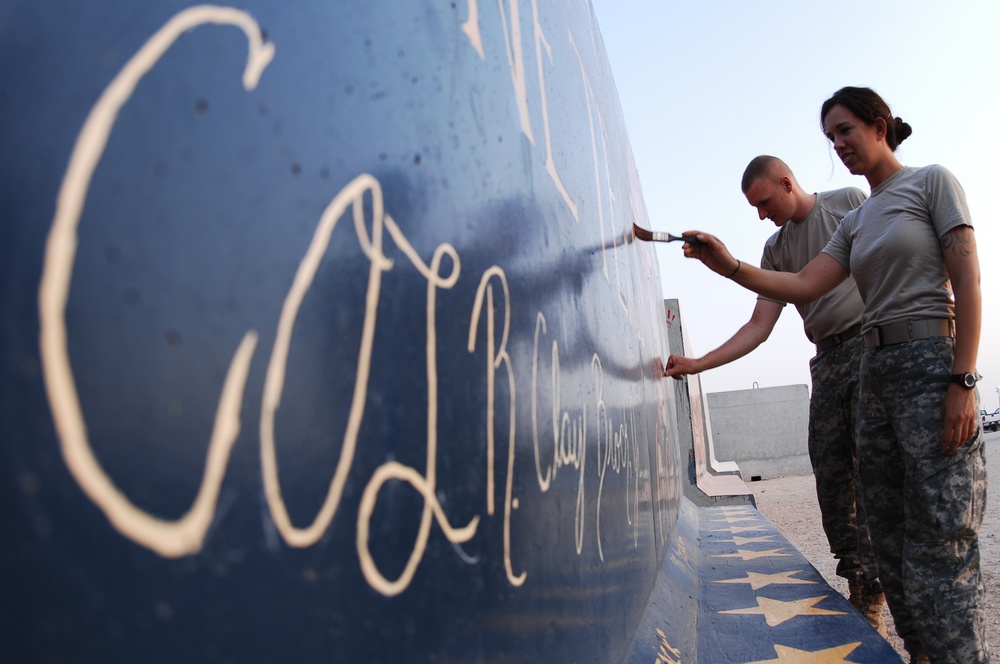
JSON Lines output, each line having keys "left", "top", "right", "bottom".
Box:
{"left": 949, "top": 372, "right": 979, "bottom": 389}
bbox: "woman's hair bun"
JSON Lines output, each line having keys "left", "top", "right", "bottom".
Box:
{"left": 893, "top": 116, "right": 913, "bottom": 145}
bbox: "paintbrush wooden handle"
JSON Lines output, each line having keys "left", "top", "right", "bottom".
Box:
{"left": 674, "top": 234, "right": 703, "bottom": 245}
{"left": 662, "top": 232, "right": 703, "bottom": 245}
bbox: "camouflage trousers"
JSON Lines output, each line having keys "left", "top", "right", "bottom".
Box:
{"left": 858, "top": 337, "right": 990, "bottom": 663}
{"left": 808, "top": 335, "right": 880, "bottom": 585}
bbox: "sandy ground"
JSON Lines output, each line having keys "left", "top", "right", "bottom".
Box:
{"left": 749, "top": 431, "right": 1000, "bottom": 661}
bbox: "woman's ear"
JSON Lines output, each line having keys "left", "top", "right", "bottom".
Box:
{"left": 874, "top": 116, "right": 888, "bottom": 141}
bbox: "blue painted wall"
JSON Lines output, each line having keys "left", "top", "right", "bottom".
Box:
{"left": 0, "top": 1, "right": 684, "bottom": 661}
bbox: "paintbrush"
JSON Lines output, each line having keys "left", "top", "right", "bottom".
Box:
{"left": 632, "top": 222, "right": 703, "bottom": 245}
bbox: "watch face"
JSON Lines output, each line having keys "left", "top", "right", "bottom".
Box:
{"left": 952, "top": 372, "right": 977, "bottom": 388}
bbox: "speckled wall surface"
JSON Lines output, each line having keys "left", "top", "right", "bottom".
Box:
{"left": 0, "top": 2, "right": 683, "bottom": 661}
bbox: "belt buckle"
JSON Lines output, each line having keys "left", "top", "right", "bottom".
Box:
{"left": 864, "top": 326, "right": 885, "bottom": 348}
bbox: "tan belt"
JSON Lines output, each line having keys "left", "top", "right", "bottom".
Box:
{"left": 815, "top": 323, "right": 863, "bottom": 352}
{"left": 862, "top": 318, "right": 955, "bottom": 349}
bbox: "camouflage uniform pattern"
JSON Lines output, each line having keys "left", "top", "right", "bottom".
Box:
{"left": 808, "top": 335, "right": 881, "bottom": 587}
{"left": 858, "top": 337, "right": 990, "bottom": 663}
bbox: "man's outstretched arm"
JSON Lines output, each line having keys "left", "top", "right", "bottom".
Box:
{"left": 664, "top": 299, "right": 783, "bottom": 378}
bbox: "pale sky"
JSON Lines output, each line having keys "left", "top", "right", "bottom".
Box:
{"left": 590, "top": 0, "right": 1000, "bottom": 409}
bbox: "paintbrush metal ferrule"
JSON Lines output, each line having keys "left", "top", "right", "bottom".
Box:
{"left": 632, "top": 222, "right": 703, "bottom": 245}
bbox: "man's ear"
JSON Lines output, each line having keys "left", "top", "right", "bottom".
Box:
{"left": 780, "top": 176, "right": 793, "bottom": 192}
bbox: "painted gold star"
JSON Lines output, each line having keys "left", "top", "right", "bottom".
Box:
{"left": 710, "top": 524, "right": 768, "bottom": 533}
{"left": 716, "top": 570, "right": 817, "bottom": 590}
{"left": 743, "top": 642, "right": 862, "bottom": 663}
{"left": 712, "top": 548, "right": 791, "bottom": 561}
{"left": 708, "top": 515, "right": 760, "bottom": 524}
{"left": 670, "top": 552, "right": 691, "bottom": 571}
{"left": 720, "top": 595, "right": 846, "bottom": 626}
{"left": 670, "top": 538, "right": 692, "bottom": 568}
{"left": 715, "top": 535, "right": 776, "bottom": 546}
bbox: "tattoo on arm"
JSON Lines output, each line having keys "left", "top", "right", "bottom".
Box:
{"left": 942, "top": 229, "right": 974, "bottom": 256}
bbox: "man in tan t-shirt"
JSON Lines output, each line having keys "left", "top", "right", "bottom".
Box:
{"left": 664, "top": 155, "right": 886, "bottom": 632}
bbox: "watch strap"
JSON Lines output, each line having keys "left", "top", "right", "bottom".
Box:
{"left": 949, "top": 372, "right": 977, "bottom": 389}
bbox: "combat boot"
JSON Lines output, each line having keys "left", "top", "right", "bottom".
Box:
{"left": 847, "top": 577, "right": 887, "bottom": 636}
{"left": 908, "top": 652, "right": 930, "bottom": 664}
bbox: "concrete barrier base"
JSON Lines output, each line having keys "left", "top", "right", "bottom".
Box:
{"left": 627, "top": 499, "right": 902, "bottom": 662}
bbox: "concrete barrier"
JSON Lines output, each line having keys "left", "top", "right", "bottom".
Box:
{"left": 0, "top": 2, "right": 898, "bottom": 661}
{"left": 663, "top": 298, "right": 750, "bottom": 503}
{"left": 708, "top": 385, "right": 812, "bottom": 480}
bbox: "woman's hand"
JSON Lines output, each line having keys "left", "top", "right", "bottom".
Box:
{"left": 940, "top": 384, "right": 979, "bottom": 455}
{"left": 940, "top": 225, "right": 982, "bottom": 455}
{"left": 679, "top": 231, "right": 740, "bottom": 278}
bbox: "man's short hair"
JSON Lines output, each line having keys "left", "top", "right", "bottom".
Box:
{"left": 741, "top": 155, "right": 788, "bottom": 193}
